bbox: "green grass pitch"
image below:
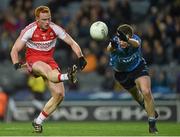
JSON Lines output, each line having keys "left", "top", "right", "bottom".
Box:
{"left": 0, "top": 121, "right": 180, "bottom": 136}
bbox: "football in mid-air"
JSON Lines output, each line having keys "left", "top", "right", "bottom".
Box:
{"left": 90, "top": 21, "right": 108, "bottom": 40}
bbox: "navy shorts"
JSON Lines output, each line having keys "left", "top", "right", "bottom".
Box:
{"left": 114, "top": 62, "right": 149, "bottom": 90}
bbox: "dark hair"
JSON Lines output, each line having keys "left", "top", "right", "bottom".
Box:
{"left": 117, "top": 24, "right": 133, "bottom": 37}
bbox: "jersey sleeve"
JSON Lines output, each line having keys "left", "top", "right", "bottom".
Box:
{"left": 133, "top": 34, "right": 141, "bottom": 46}
{"left": 19, "top": 24, "right": 36, "bottom": 42}
{"left": 51, "top": 23, "right": 67, "bottom": 40}
{"left": 20, "top": 29, "right": 32, "bottom": 42}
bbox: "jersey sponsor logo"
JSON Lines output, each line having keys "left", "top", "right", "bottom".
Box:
{"left": 26, "top": 39, "right": 56, "bottom": 51}
{"left": 118, "top": 52, "right": 139, "bottom": 63}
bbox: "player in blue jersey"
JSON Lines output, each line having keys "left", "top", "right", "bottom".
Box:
{"left": 107, "top": 24, "right": 158, "bottom": 134}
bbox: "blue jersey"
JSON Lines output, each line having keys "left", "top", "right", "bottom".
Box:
{"left": 109, "top": 34, "right": 145, "bottom": 72}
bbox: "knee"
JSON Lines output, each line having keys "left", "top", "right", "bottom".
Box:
{"left": 58, "top": 92, "right": 65, "bottom": 99}
{"left": 52, "top": 95, "right": 64, "bottom": 107}
{"left": 141, "top": 88, "right": 152, "bottom": 98}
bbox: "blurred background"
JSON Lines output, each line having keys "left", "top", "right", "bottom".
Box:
{"left": 0, "top": 0, "right": 180, "bottom": 122}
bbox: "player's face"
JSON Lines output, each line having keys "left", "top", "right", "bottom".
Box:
{"left": 37, "top": 12, "right": 51, "bottom": 30}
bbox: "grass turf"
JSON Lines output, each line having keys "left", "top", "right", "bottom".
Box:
{"left": 0, "top": 121, "right": 180, "bottom": 136}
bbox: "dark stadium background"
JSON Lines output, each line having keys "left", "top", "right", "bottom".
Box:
{"left": 0, "top": 0, "right": 180, "bottom": 135}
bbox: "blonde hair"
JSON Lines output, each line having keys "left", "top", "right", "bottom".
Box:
{"left": 117, "top": 24, "right": 133, "bottom": 37}
{"left": 34, "top": 6, "right": 51, "bottom": 17}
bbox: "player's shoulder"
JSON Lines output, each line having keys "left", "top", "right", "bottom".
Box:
{"left": 50, "top": 22, "right": 65, "bottom": 31}
{"left": 133, "top": 34, "right": 140, "bottom": 39}
{"left": 21, "top": 22, "right": 37, "bottom": 33}
{"left": 132, "top": 34, "right": 141, "bottom": 42}
{"left": 20, "top": 22, "right": 37, "bottom": 37}
{"left": 23, "top": 22, "right": 37, "bottom": 30}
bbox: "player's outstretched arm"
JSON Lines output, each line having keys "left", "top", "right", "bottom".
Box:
{"left": 62, "top": 34, "right": 87, "bottom": 70}
{"left": 117, "top": 30, "right": 140, "bottom": 48}
{"left": 10, "top": 36, "right": 26, "bottom": 70}
{"left": 63, "top": 33, "right": 83, "bottom": 57}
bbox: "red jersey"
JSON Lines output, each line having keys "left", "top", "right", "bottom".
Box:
{"left": 20, "top": 21, "right": 66, "bottom": 69}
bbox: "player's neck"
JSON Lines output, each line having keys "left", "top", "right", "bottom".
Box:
{"left": 40, "top": 27, "right": 48, "bottom": 32}
{"left": 37, "top": 22, "right": 48, "bottom": 32}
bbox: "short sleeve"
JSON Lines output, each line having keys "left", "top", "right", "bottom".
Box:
{"left": 50, "top": 23, "right": 67, "bottom": 40}
{"left": 20, "top": 29, "right": 31, "bottom": 42}
{"left": 133, "top": 34, "right": 141, "bottom": 46}
{"left": 19, "top": 24, "right": 37, "bottom": 42}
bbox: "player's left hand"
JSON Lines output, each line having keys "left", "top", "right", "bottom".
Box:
{"left": 14, "top": 62, "right": 23, "bottom": 70}
{"left": 78, "top": 56, "right": 87, "bottom": 70}
{"left": 117, "top": 30, "right": 129, "bottom": 42}
{"left": 14, "top": 62, "right": 29, "bottom": 74}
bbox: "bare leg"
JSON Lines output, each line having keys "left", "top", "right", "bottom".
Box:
{"left": 32, "top": 81, "right": 64, "bottom": 133}
{"left": 43, "top": 81, "right": 65, "bottom": 116}
{"left": 135, "top": 75, "right": 158, "bottom": 134}
{"left": 135, "top": 76, "right": 155, "bottom": 117}
{"left": 32, "top": 61, "right": 68, "bottom": 83}
{"left": 128, "top": 85, "right": 158, "bottom": 119}
{"left": 128, "top": 86, "right": 144, "bottom": 108}
{"left": 31, "top": 61, "right": 65, "bottom": 133}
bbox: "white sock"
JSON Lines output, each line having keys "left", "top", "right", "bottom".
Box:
{"left": 36, "top": 112, "right": 48, "bottom": 125}
{"left": 60, "top": 73, "right": 68, "bottom": 81}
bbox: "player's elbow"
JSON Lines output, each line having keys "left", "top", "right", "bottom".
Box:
{"left": 10, "top": 47, "right": 17, "bottom": 59}
{"left": 128, "top": 39, "right": 140, "bottom": 47}
{"left": 134, "top": 42, "right": 140, "bottom": 47}
{"left": 132, "top": 41, "right": 140, "bottom": 47}
{"left": 10, "top": 48, "right": 14, "bottom": 59}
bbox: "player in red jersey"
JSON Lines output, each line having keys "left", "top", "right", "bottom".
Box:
{"left": 10, "top": 6, "right": 87, "bottom": 133}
